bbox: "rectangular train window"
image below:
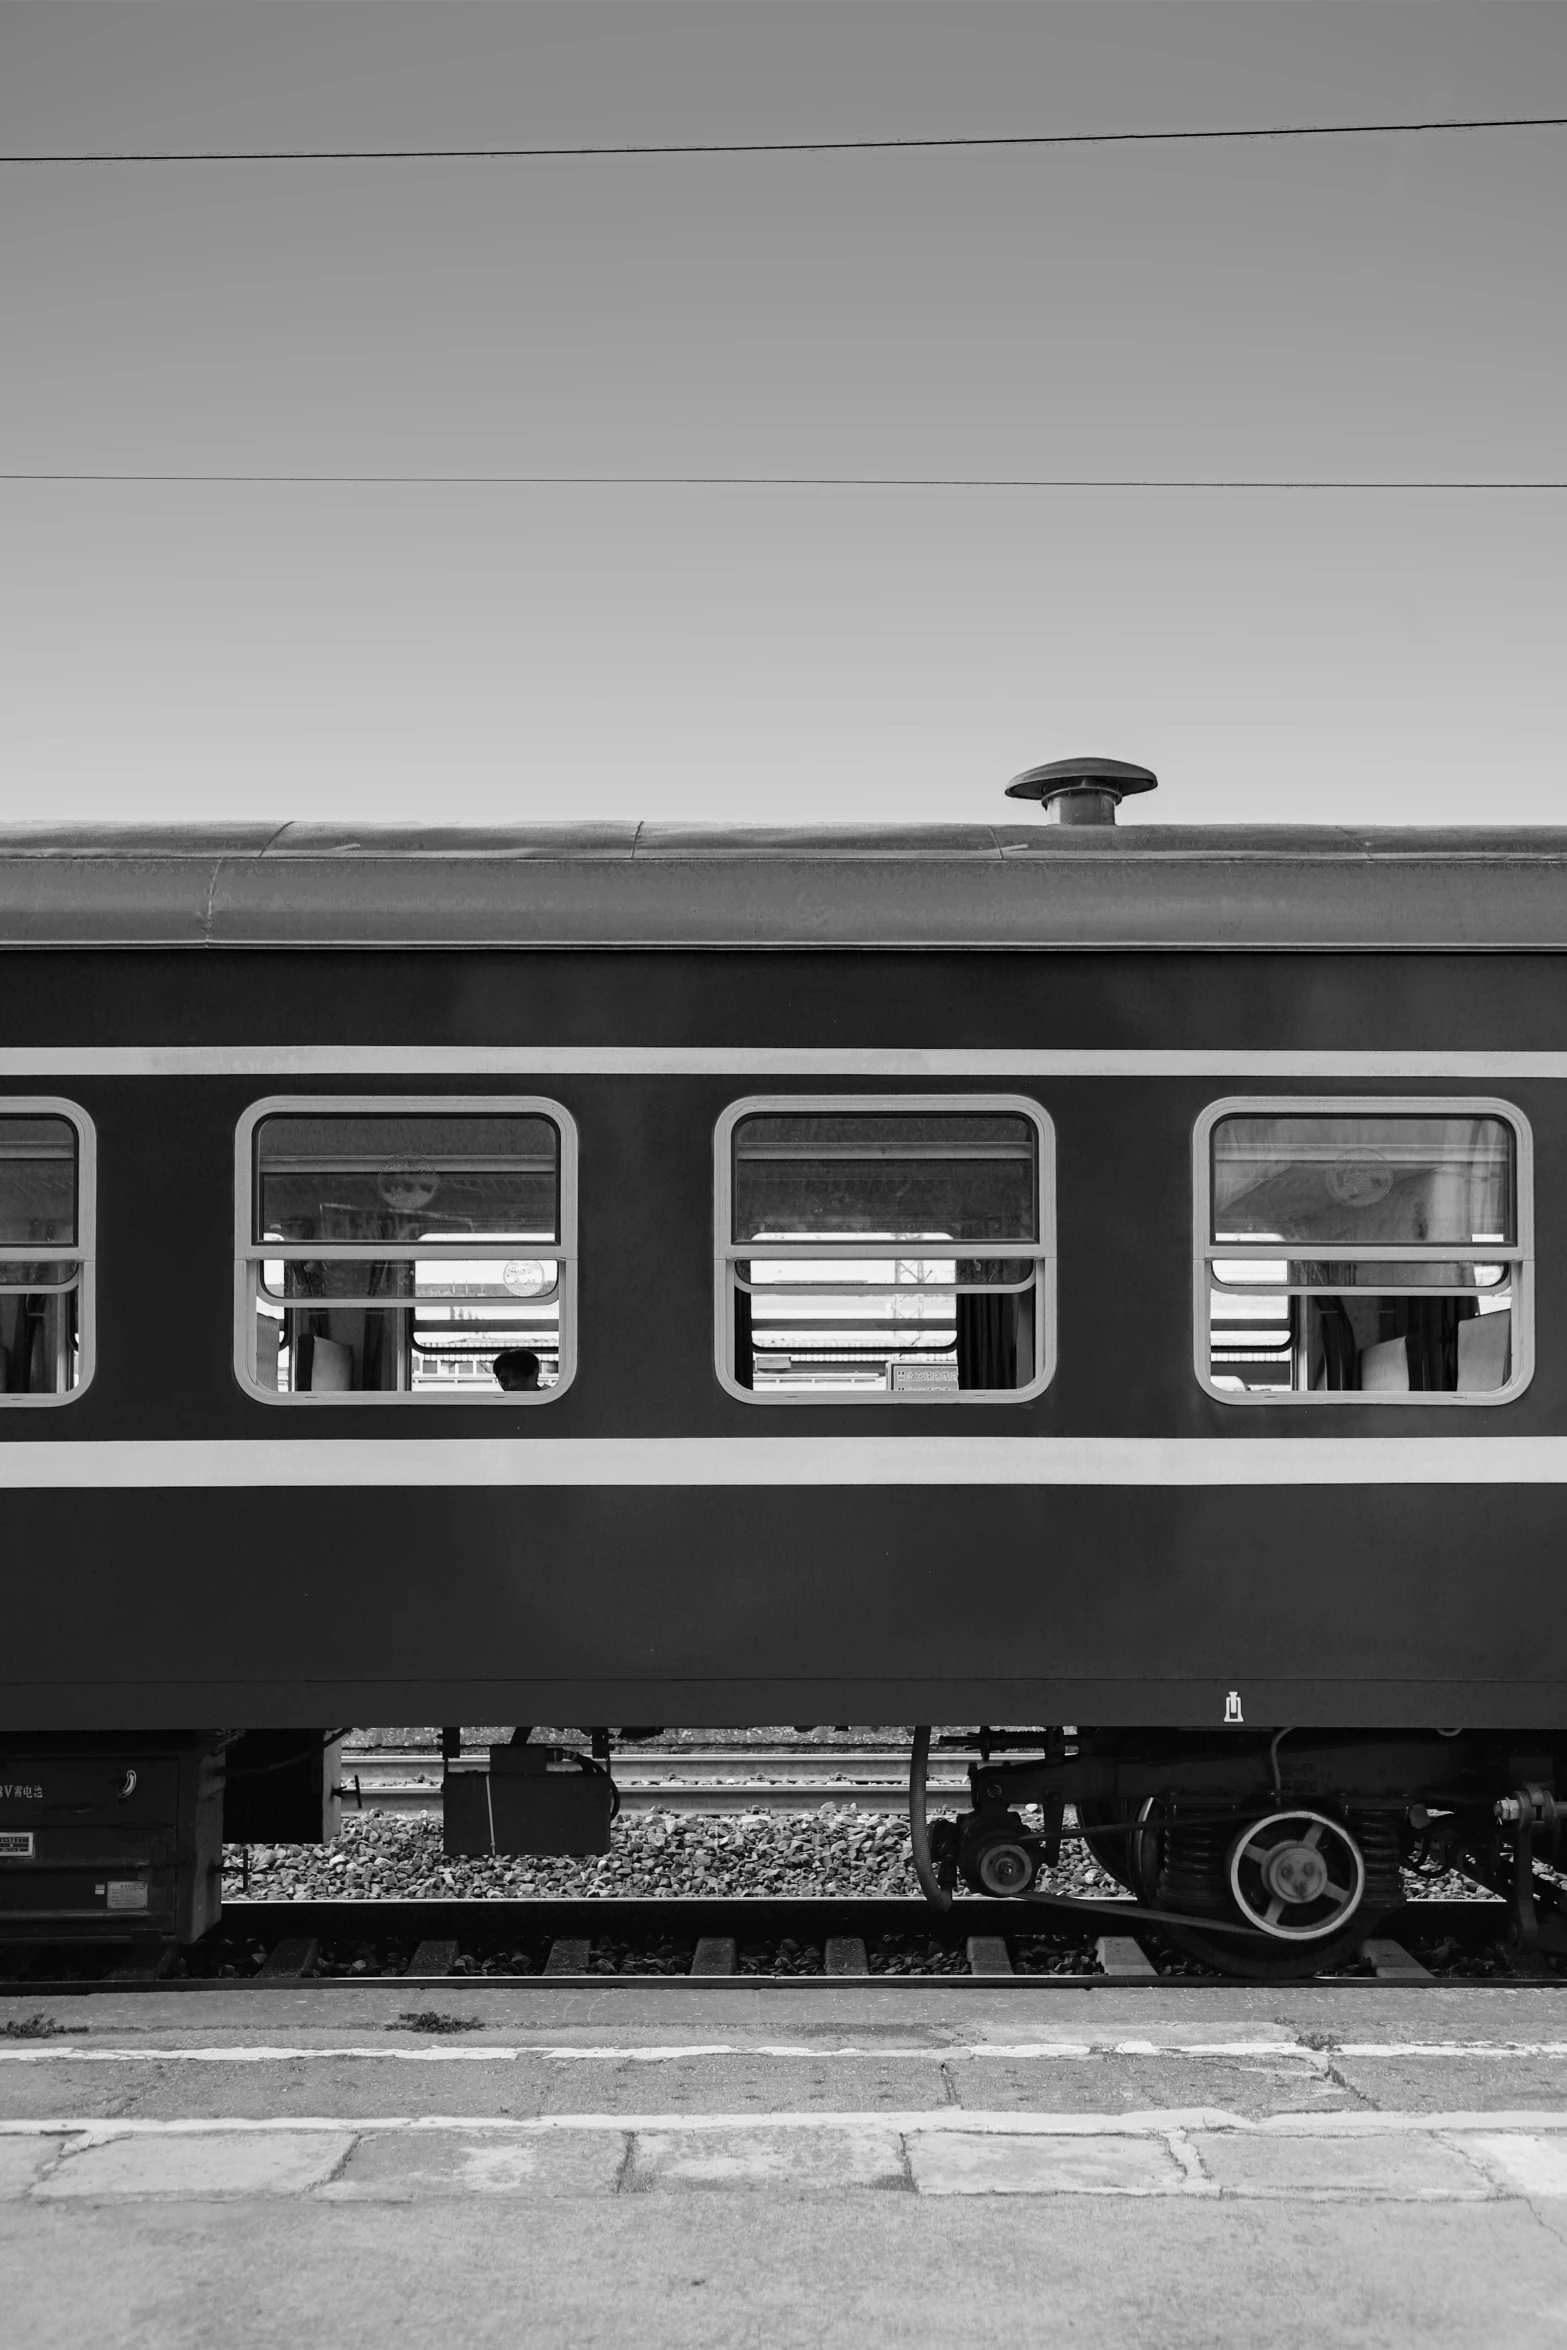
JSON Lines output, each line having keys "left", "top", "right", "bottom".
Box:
{"left": 0, "top": 1103, "right": 93, "bottom": 1403}
{"left": 1195, "top": 1098, "right": 1531, "bottom": 1405}
{"left": 236, "top": 1097, "right": 576, "bottom": 1403}
{"left": 715, "top": 1096, "right": 1054, "bottom": 1402}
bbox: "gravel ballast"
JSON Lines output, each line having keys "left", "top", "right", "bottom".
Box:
{"left": 222, "top": 1806, "right": 1519, "bottom": 1912}
{"left": 225, "top": 1805, "right": 1134, "bottom": 1904}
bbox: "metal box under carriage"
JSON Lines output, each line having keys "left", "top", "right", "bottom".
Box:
{"left": 0, "top": 1735, "right": 222, "bottom": 1944}
{"left": 3, "top": 757, "right": 1567, "bottom": 1970}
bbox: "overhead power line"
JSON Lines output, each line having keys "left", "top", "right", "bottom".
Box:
{"left": 1, "top": 113, "right": 1565, "bottom": 165}
{"left": 0, "top": 474, "right": 1562, "bottom": 492}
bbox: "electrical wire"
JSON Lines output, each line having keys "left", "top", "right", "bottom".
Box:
{"left": 1, "top": 113, "right": 1564, "bottom": 164}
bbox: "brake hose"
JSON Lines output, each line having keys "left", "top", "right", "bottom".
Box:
{"left": 908, "top": 1725, "right": 952, "bottom": 1912}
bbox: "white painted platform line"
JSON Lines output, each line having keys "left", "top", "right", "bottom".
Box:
{"left": 0, "top": 2037, "right": 1338, "bottom": 2067}
{"left": 9, "top": 2109, "right": 1567, "bottom": 2144}
{"left": 24, "top": 2034, "right": 1567, "bottom": 2069}
{"left": 7, "top": 2037, "right": 1567, "bottom": 2069}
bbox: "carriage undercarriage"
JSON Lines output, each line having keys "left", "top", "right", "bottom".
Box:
{"left": 910, "top": 1725, "right": 1567, "bottom": 1980}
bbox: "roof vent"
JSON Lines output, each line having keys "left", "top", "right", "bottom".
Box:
{"left": 1004, "top": 754, "right": 1158, "bottom": 826}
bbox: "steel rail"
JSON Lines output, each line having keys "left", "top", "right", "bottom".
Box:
{"left": 0, "top": 1895, "right": 1514, "bottom": 1994}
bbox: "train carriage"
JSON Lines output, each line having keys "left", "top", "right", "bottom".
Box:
{"left": 3, "top": 754, "right": 1566, "bottom": 1975}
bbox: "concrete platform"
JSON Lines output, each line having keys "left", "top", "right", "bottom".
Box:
{"left": 7, "top": 1980, "right": 1567, "bottom": 2346}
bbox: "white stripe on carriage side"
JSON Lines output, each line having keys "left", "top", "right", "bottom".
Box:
{"left": 0, "top": 1046, "right": 1564, "bottom": 1079}
{"left": 3, "top": 1435, "right": 1567, "bottom": 1488}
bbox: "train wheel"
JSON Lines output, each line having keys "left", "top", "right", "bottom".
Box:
{"left": 1228, "top": 1811, "right": 1365, "bottom": 1942}
{"left": 1156, "top": 1809, "right": 1389, "bottom": 1982}
{"left": 1157, "top": 1915, "right": 1372, "bottom": 1983}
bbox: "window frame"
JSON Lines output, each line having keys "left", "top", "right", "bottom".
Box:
{"left": 713, "top": 1092, "right": 1056, "bottom": 1407}
{"left": 1191, "top": 1093, "right": 1534, "bottom": 1409}
{"left": 0, "top": 1096, "right": 95, "bottom": 1409}
{"left": 233, "top": 1093, "right": 578, "bottom": 1407}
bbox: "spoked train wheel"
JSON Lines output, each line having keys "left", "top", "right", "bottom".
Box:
{"left": 1157, "top": 1809, "right": 1376, "bottom": 1982}
{"left": 1229, "top": 1811, "right": 1365, "bottom": 1941}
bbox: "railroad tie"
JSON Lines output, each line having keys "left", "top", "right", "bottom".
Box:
{"left": 1095, "top": 1933, "right": 1158, "bottom": 1979}
{"left": 966, "top": 1935, "right": 1014, "bottom": 1977}
{"left": 256, "top": 1936, "right": 320, "bottom": 1981}
{"left": 1361, "top": 1937, "right": 1433, "bottom": 1982}
{"left": 404, "top": 1938, "right": 459, "bottom": 1979}
{"left": 690, "top": 1935, "right": 738, "bottom": 1976}
{"left": 825, "top": 1935, "right": 869, "bottom": 1976}
{"left": 544, "top": 1937, "right": 592, "bottom": 1976}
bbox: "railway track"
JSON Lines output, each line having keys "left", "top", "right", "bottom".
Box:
{"left": 336, "top": 1745, "right": 976, "bottom": 1817}
{"left": 0, "top": 1896, "right": 1522, "bottom": 1994}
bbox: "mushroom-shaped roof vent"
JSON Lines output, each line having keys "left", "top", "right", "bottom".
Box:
{"left": 1005, "top": 755, "right": 1158, "bottom": 825}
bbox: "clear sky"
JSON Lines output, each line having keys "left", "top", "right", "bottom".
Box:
{"left": 0, "top": 1, "right": 1562, "bottom": 829}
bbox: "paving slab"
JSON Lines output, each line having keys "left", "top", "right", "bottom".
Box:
{"left": 1329, "top": 2053, "right": 1567, "bottom": 2112}
{"left": 909, "top": 2130, "right": 1184, "bottom": 2196}
{"left": 535, "top": 2054, "right": 949, "bottom": 2115}
{"left": 1459, "top": 2133, "right": 1567, "bottom": 2198}
{"left": 34, "top": 2129, "right": 356, "bottom": 2198}
{"left": 1194, "top": 2131, "right": 1493, "bottom": 2199}
{"left": 1274, "top": 1985, "right": 1567, "bottom": 2041}
{"left": 322, "top": 2127, "right": 627, "bottom": 2198}
{"left": 0, "top": 2132, "right": 79, "bottom": 2198}
{"left": 0, "top": 2053, "right": 547, "bottom": 2125}
{"left": 627, "top": 2124, "right": 906, "bottom": 2192}
{"left": 948, "top": 2053, "right": 1353, "bottom": 2118}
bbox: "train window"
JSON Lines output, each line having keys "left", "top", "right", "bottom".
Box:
{"left": 714, "top": 1096, "right": 1054, "bottom": 1403}
{"left": 1194, "top": 1098, "right": 1532, "bottom": 1405}
{"left": 0, "top": 1101, "right": 94, "bottom": 1404}
{"left": 234, "top": 1097, "right": 577, "bottom": 1404}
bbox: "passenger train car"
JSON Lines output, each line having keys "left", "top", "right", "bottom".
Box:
{"left": 3, "top": 754, "right": 1566, "bottom": 1976}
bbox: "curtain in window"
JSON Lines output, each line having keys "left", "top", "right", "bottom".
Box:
{"left": 0, "top": 1291, "right": 57, "bottom": 1394}
{"left": 955, "top": 1262, "right": 1018, "bottom": 1390}
{"left": 1308, "top": 1287, "right": 1480, "bottom": 1391}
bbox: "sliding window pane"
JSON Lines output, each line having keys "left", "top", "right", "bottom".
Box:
{"left": 733, "top": 1114, "right": 1037, "bottom": 1244}
{"left": 1212, "top": 1115, "right": 1513, "bottom": 1248}
{"left": 257, "top": 1114, "right": 559, "bottom": 1241}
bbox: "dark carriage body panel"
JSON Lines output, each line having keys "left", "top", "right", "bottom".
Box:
{"left": 1, "top": 1481, "right": 1565, "bottom": 1733}
{"left": 1, "top": 823, "right": 1566, "bottom": 1733}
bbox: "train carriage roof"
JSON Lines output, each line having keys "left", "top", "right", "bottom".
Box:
{"left": 0, "top": 822, "right": 1565, "bottom": 950}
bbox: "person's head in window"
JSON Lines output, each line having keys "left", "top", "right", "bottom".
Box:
{"left": 493, "top": 1347, "right": 543, "bottom": 1394}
